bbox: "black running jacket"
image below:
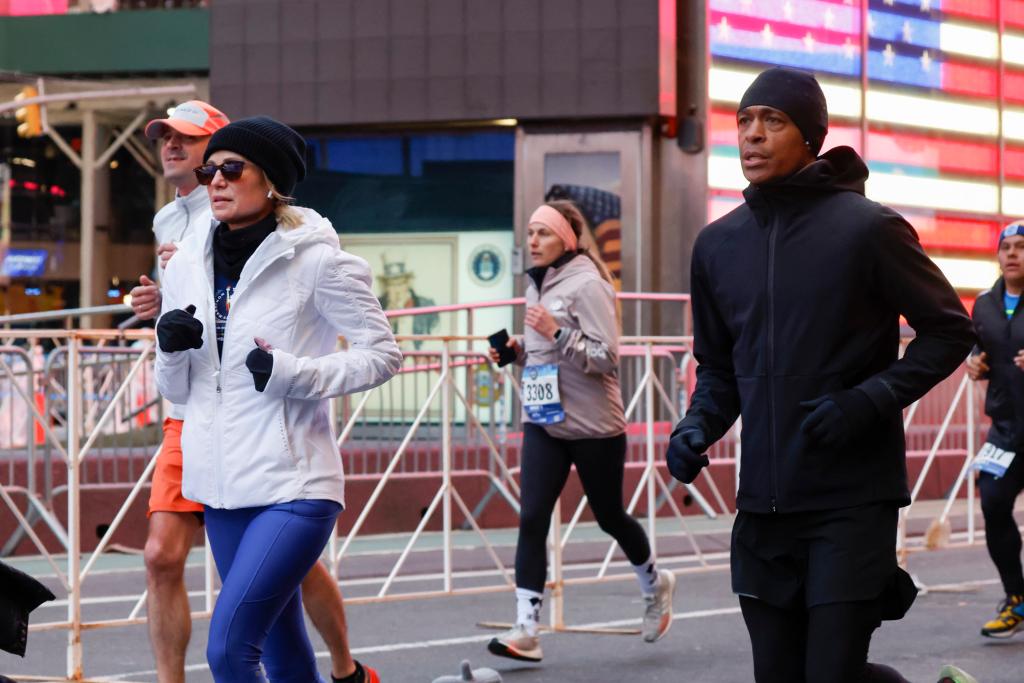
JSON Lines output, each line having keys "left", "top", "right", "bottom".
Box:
{"left": 677, "top": 146, "right": 975, "bottom": 513}
{"left": 972, "top": 280, "right": 1024, "bottom": 451}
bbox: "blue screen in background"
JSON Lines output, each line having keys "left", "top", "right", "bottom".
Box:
{"left": 2, "top": 249, "right": 48, "bottom": 277}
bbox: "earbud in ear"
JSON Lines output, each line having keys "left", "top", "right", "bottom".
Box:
{"left": 266, "top": 190, "right": 273, "bottom": 199}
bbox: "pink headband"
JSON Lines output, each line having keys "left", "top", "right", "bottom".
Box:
{"left": 529, "top": 205, "right": 578, "bottom": 252}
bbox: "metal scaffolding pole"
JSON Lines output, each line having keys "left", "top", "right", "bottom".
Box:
{"left": 80, "top": 110, "right": 96, "bottom": 325}
{"left": 66, "top": 337, "right": 83, "bottom": 679}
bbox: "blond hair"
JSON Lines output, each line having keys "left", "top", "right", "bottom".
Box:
{"left": 258, "top": 168, "right": 304, "bottom": 229}
{"left": 545, "top": 199, "right": 621, "bottom": 328}
{"left": 545, "top": 200, "right": 616, "bottom": 287}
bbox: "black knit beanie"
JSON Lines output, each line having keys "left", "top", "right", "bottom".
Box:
{"left": 739, "top": 67, "right": 828, "bottom": 155}
{"left": 203, "top": 116, "right": 307, "bottom": 197}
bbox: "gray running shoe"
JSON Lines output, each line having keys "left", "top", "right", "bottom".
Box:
{"left": 642, "top": 569, "right": 677, "bottom": 643}
{"left": 487, "top": 624, "right": 543, "bottom": 662}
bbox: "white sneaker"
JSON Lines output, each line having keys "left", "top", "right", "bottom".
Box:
{"left": 642, "top": 569, "right": 676, "bottom": 643}
{"left": 487, "top": 624, "right": 543, "bottom": 662}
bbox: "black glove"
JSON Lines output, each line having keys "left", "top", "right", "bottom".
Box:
{"left": 245, "top": 346, "right": 273, "bottom": 392}
{"left": 799, "top": 389, "right": 878, "bottom": 449}
{"left": 666, "top": 428, "right": 709, "bottom": 484}
{"left": 156, "top": 305, "right": 203, "bottom": 353}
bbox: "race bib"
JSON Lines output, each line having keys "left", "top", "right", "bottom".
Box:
{"left": 522, "top": 363, "right": 565, "bottom": 425}
{"left": 973, "top": 442, "right": 1017, "bottom": 478}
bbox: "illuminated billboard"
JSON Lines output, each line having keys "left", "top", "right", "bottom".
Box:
{"left": 708, "top": 0, "right": 1015, "bottom": 294}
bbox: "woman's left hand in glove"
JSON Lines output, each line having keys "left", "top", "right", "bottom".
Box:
{"left": 245, "top": 337, "right": 274, "bottom": 392}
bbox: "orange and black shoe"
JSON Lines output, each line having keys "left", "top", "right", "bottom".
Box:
{"left": 980, "top": 594, "right": 1024, "bottom": 638}
{"left": 360, "top": 662, "right": 381, "bottom": 683}
{"left": 332, "top": 660, "right": 380, "bottom": 683}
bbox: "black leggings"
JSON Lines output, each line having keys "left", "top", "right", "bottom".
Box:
{"left": 515, "top": 423, "right": 651, "bottom": 592}
{"left": 739, "top": 596, "right": 908, "bottom": 683}
{"left": 979, "top": 466, "right": 1024, "bottom": 596}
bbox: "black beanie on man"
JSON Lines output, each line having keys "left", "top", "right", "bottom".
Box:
{"left": 739, "top": 67, "right": 829, "bottom": 155}
{"left": 203, "top": 116, "right": 307, "bottom": 197}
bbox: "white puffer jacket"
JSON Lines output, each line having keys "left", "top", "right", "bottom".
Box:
{"left": 154, "top": 208, "right": 402, "bottom": 510}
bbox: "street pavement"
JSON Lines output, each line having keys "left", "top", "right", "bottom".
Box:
{"left": 1, "top": 516, "right": 1022, "bottom": 682}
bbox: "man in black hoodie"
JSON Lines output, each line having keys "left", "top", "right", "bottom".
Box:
{"left": 665, "top": 67, "right": 976, "bottom": 682}
{"left": 967, "top": 221, "right": 1024, "bottom": 638}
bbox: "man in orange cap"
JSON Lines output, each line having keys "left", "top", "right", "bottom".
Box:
{"left": 131, "top": 100, "right": 230, "bottom": 319}
{"left": 131, "top": 101, "right": 378, "bottom": 683}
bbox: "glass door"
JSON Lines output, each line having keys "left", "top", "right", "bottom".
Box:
{"left": 515, "top": 129, "right": 649, "bottom": 334}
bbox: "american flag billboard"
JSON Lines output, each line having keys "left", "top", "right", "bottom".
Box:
{"left": 707, "top": 0, "right": 1017, "bottom": 297}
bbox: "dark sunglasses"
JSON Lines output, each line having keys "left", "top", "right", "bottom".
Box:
{"left": 194, "top": 160, "right": 246, "bottom": 185}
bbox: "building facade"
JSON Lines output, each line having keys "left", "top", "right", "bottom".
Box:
{"left": 209, "top": 0, "right": 703, "bottom": 336}
{"left": 2, "top": 1, "right": 1015, "bottom": 324}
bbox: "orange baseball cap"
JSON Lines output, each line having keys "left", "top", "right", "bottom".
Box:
{"left": 144, "top": 100, "right": 230, "bottom": 140}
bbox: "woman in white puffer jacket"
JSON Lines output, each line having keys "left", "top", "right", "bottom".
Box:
{"left": 154, "top": 116, "right": 401, "bottom": 682}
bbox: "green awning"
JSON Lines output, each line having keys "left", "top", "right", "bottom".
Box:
{"left": 0, "top": 9, "right": 208, "bottom": 75}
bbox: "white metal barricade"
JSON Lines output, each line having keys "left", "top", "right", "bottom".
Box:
{"left": 0, "top": 330, "right": 215, "bottom": 682}
{"left": 0, "top": 294, "right": 992, "bottom": 680}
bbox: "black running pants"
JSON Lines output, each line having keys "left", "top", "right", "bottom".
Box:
{"left": 979, "top": 464, "right": 1024, "bottom": 596}
{"left": 739, "top": 595, "right": 909, "bottom": 683}
{"left": 515, "top": 423, "right": 651, "bottom": 593}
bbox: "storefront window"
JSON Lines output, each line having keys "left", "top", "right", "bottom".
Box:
{"left": 298, "top": 130, "right": 514, "bottom": 233}
{"left": 297, "top": 128, "right": 516, "bottom": 350}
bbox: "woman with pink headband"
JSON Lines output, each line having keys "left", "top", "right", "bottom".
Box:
{"left": 486, "top": 201, "right": 676, "bottom": 664}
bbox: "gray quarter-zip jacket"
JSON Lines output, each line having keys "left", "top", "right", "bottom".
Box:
{"left": 518, "top": 253, "right": 626, "bottom": 440}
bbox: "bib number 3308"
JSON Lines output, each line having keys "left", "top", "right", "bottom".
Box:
{"left": 522, "top": 363, "right": 565, "bottom": 425}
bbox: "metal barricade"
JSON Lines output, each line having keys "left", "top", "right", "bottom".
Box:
{"left": 0, "top": 329, "right": 215, "bottom": 682}
{"left": 326, "top": 340, "right": 521, "bottom": 600}
{"left": 315, "top": 334, "right": 730, "bottom": 641}
{"left": 0, "top": 340, "right": 70, "bottom": 559}
{"left": 0, "top": 291, "right": 995, "bottom": 680}
{"left": 898, "top": 369, "right": 992, "bottom": 584}
{"left": 0, "top": 335, "right": 166, "bottom": 556}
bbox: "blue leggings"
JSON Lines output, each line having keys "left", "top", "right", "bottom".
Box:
{"left": 204, "top": 499, "right": 341, "bottom": 683}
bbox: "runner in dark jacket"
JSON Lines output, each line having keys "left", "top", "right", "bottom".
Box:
{"left": 665, "top": 67, "right": 975, "bottom": 683}
{"left": 967, "top": 221, "right": 1024, "bottom": 638}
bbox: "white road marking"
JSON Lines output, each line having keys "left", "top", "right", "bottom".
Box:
{"left": 107, "top": 605, "right": 743, "bottom": 679}
{"left": 34, "top": 553, "right": 730, "bottom": 611}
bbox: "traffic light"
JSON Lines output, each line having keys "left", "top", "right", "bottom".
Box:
{"left": 15, "top": 86, "right": 42, "bottom": 138}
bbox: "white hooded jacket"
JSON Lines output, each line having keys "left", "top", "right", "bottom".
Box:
{"left": 154, "top": 207, "right": 402, "bottom": 509}
{"left": 152, "top": 187, "right": 214, "bottom": 421}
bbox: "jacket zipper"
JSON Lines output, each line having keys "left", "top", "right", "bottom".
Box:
{"left": 204, "top": 235, "right": 294, "bottom": 508}
{"left": 766, "top": 213, "right": 779, "bottom": 513}
{"left": 1006, "top": 285, "right": 1024, "bottom": 445}
{"left": 203, "top": 246, "right": 226, "bottom": 509}
{"left": 214, "top": 371, "right": 223, "bottom": 507}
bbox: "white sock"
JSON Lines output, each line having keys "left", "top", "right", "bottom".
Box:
{"left": 515, "top": 587, "right": 544, "bottom": 635}
{"left": 632, "top": 557, "right": 660, "bottom": 596}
